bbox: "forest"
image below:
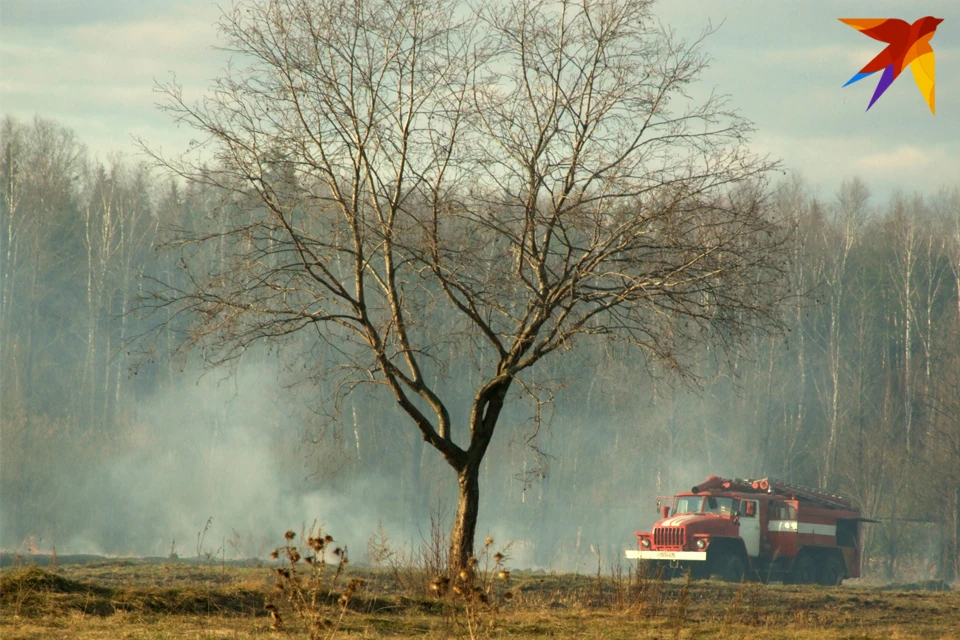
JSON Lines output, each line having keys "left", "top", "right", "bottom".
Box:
{"left": 1, "top": 113, "right": 959, "bottom": 581}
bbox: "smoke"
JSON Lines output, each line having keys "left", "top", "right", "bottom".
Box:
{"left": 47, "top": 362, "right": 428, "bottom": 561}
{"left": 1, "top": 351, "right": 779, "bottom": 572}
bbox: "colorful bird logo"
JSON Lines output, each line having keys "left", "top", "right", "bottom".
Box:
{"left": 840, "top": 17, "right": 943, "bottom": 114}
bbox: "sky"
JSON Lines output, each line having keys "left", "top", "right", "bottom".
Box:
{"left": 1, "top": 0, "right": 958, "bottom": 205}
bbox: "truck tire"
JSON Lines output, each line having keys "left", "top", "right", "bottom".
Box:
{"left": 712, "top": 554, "right": 746, "bottom": 583}
{"left": 818, "top": 555, "right": 846, "bottom": 586}
{"left": 746, "top": 566, "right": 769, "bottom": 584}
{"left": 790, "top": 554, "right": 818, "bottom": 585}
{"left": 689, "top": 561, "right": 710, "bottom": 580}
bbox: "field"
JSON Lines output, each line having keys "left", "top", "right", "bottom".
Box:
{"left": 1, "top": 555, "right": 958, "bottom": 639}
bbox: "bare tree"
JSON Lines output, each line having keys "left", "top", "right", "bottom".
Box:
{"left": 139, "top": 0, "right": 789, "bottom": 570}
{"left": 818, "top": 178, "right": 866, "bottom": 487}
{"left": 772, "top": 176, "right": 817, "bottom": 478}
{"left": 0, "top": 116, "right": 85, "bottom": 417}
{"left": 889, "top": 193, "right": 922, "bottom": 451}
{"left": 80, "top": 158, "right": 158, "bottom": 427}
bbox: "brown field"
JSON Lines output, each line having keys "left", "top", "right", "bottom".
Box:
{"left": 1, "top": 557, "right": 958, "bottom": 639}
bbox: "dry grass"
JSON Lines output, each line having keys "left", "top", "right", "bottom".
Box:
{"left": 2, "top": 560, "right": 959, "bottom": 639}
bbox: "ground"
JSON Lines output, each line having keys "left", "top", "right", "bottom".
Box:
{"left": 1, "top": 555, "right": 958, "bottom": 639}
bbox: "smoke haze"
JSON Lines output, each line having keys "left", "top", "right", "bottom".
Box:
{"left": 1, "top": 114, "right": 958, "bottom": 580}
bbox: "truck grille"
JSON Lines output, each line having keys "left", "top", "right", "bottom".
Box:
{"left": 654, "top": 527, "right": 684, "bottom": 548}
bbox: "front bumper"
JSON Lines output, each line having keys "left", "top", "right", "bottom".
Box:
{"left": 625, "top": 550, "right": 707, "bottom": 561}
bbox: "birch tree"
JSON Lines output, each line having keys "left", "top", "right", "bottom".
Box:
{"left": 820, "top": 178, "right": 866, "bottom": 487}
{"left": 889, "top": 194, "right": 921, "bottom": 451}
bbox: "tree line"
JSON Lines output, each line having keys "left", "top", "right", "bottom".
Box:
{"left": 1, "top": 113, "right": 958, "bottom": 579}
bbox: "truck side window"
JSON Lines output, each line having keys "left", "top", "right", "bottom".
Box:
{"left": 772, "top": 502, "right": 796, "bottom": 520}
{"left": 739, "top": 500, "right": 756, "bottom": 517}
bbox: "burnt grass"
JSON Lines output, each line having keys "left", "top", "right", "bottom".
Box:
{"left": 2, "top": 556, "right": 958, "bottom": 638}
{"left": 0, "top": 565, "right": 266, "bottom": 617}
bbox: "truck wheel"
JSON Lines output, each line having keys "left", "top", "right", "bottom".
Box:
{"left": 818, "top": 555, "right": 846, "bottom": 586}
{"left": 712, "top": 554, "right": 746, "bottom": 582}
{"left": 746, "top": 567, "right": 768, "bottom": 583}
{"left": 790, "top": 554, "right": 818, "bottom": 585}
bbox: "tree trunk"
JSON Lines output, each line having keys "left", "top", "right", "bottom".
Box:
{"left": 449, "top": 461, "right": 481, "bottom": 572}
{"left": 445, "top": 377, "right": 510, "bottom": 572}
{"left": 951, "top": 482, "right": 960, "bottom": 583}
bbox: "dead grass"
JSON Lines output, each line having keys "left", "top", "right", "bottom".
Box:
{"left": 2, "top": 561, "right": 958, "bottom": 639}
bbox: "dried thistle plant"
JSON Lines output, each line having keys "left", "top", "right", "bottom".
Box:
{"left": 439, "top": 537, "right": 514, "bottom": 639}
{"left": 266, "top": 524, "right": 358, "bottom": 640}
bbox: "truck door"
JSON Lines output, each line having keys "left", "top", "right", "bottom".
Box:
{"left": 739, "top": 499, "right": 760, "bottom": 556}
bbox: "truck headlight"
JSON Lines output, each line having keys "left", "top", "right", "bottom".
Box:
{"left": 696, "top": 539, "right": 706, "bottom": 549}
{"left": 641, "top": 539, "right": 651, "bottom": 548}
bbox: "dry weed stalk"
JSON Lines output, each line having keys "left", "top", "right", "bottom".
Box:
{"left": 196, "top": 516, "right": 212, "bottom": 564}
{"left": 747, "top": 581, "right": 764, "bottom": 627}
{"left": 669, "top": 569, "right": 692, "bottom": 636}
{"left": 367, "top": 509, "right": 450, "bottom": 596}
{"left": 724, "top": 579, "right": 747, "bottom": 626}
{"left": 628, "top": 561, "right": 665, "bottom": 619}
{"left": 611, "top": 562, "right": 627, "bottom": 611}
{"left": 594, "top": 550, "right": 604, "bottom": 607}
{"left": 722, "top": 577, "right": 768, "bottom": 629}
{"left": 267, "top": 524, "right": 361, "bottom": 640}
{"left": 431, "top": 535, "right": 512, "bottom": 640}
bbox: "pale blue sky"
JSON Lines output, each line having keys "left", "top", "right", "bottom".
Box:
{"left": 2, "top": 0, "right": 957, "bottom": 203}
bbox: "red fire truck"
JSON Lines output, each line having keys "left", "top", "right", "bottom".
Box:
{"left": 626, "top": 476, "right": 873, "bottom": 585}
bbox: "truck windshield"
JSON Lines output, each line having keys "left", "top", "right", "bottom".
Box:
{"left": 704, "top": 496, "right": 737, "bottom": 515}
{"left": 673, "top": 497, "right": 702, "bottom": 514}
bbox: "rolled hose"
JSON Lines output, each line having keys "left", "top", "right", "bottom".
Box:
{"left": 691, "top": 475, "right": 724, "bottom": 494}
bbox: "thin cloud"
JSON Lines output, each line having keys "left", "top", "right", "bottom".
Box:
{"left": 754, "top": 133, "right": 959, "bottom": 201}
{"left": 856, "top": 146, "right": 932, "bottom": 171}
{"left": 717, "top": 44, "right": 881, "bottom": 70}
{"left": 69, "top": 17, "right": 222, "bottom": 55}
{"left": 1, "top": 0, "right": 956, "bottom": 189}
{"left": 1, "top": 14, "right": 225, "bottom": 158}
{"left": 0, "top": 0, "right": 218, "bottom": 27}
